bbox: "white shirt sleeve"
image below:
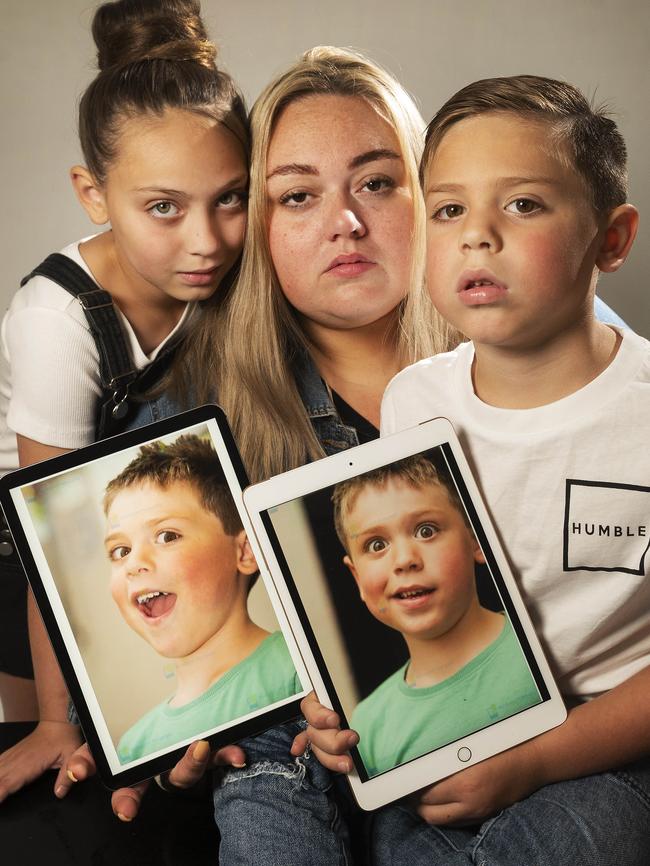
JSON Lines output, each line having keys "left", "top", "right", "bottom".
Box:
{"left": 379, "top": 375, "right": 402, "bottom": 437}
{"left": 6, "top": 304, "right": 102, "bottom": 448}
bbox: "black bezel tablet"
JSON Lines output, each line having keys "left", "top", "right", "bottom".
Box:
{"left": 0, "top": 405, "right": 309, "bottom": 789}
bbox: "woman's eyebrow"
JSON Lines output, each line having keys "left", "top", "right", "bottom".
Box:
{"left": 267, "top": 149, "right": 401, "bottom": 181}
{"left": 347, "top": 148, "right": 401, "bottom": 170}
{"left": 267, "top": 163, "right": 317, "bottom": 180}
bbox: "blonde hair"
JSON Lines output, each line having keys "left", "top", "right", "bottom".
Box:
{"left": 179, "top": 46, "right": 452, "bottom": 482}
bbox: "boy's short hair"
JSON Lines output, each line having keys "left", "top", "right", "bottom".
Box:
{"left": 420, "top": 74, "right": 628, "bottom": 214}
{"left": 104, "top": 434, "right": 242, "bottom": 536}
{"left": 332, "top": 455, "right": 467, "bottom": 553}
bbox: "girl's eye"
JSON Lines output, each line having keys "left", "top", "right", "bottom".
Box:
{"left": 366, "top": 538, "right": 387, "bottom": 554}
{"left": 109, "top": 545, "right": 130, "bottom": 562}
{"left": 149, "top": 201, "right": 180, "bottom": 219}
{"left": 278, "top": 191, "right": 311, "bottom": 208}
{"left": 432, "top": 203, "right": 465, "bottom": 221}
{"left": 155, "top": 530, "right": 181, "bottom": 545}
{"left": 361, "top": 176, "right": 395, "bottom": 194}
{"left": 505, "top": 198, "right": 541, "bottom": 215}
{"left": 415, "top": 523, "right": 438, "bottom": 540}
{"left": 217, "top": 190, "right": 247, "bottom": 209}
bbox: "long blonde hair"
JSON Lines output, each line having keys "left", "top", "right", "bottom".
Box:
{"left": 180, "top": 46, "right": 451, "bottom": 482}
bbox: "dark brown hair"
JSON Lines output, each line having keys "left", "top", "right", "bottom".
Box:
{"left": 80, "top": 0, "right": 249, "bottom": 184}
{"left": 104, "top": 433, "right": 242, "bottom": 536}
{"left": 421, "top": 75, "right": 628, "bottom": 214}
{"left": 332, "top": 454, "right": 468, "bottom": 554}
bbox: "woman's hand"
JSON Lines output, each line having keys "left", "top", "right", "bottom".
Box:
{"left": 0, "top": 720, "right": 83, "bottom": 803}
{"left": 290, "top": 691, "right": 359, "bottom": 773}
{"left": 65, "top": 739, "right": 248, "bottom": 821}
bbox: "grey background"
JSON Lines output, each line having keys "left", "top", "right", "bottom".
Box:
{"left": 1, "top": 0, "right": 648, "bottom": 336}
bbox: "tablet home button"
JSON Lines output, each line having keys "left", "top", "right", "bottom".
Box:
{"left": 457, "top": 746, "right": 472, "bottom": 762}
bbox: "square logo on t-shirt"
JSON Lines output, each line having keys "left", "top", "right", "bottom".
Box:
{"left": 563, "top": 479, "right": 650, "bottom": 575}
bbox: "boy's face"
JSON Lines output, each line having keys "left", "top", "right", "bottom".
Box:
{"left": 423, "top": 112, "right": 603, "bottom": 350}
{"left": 343, "top": 478, "right": 485, "bottom": 641}
{"left": 104, "top": 480, "right": 255, "bottom": 659}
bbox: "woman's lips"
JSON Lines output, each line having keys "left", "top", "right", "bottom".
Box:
{"left": 325, "top": 254, "right": 375, "bottom": 278}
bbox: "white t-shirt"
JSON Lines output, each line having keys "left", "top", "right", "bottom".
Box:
{"left": 0, "top": 239, "right": 198, "bottom": 473}
{"left": 381, "top": 328, "right": 650, "bottom": 701}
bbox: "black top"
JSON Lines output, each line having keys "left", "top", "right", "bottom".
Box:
{"left": 331, "top": 390, "right": 379, "bottom": 444}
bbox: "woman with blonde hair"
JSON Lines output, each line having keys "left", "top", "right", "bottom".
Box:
{"left": 176, "top": 44, "right": 451, "bottom": 484}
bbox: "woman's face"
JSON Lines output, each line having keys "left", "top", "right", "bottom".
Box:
{"left": 266, "top": 94, "right": 414, "bottom": 335}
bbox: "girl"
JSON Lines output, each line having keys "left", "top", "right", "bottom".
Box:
{"left": 0, "top": 0, "right": 249, "bottom": 803}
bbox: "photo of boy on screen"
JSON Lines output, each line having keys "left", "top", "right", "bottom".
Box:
{"left": 331, "top": 455, "right": 541, "bottom": 776}
{"left": 103, "top": 434, "right": 301, "bottom": 763}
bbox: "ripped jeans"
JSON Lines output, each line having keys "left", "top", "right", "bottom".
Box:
{"left": 213, "top": 720, "right": 352, "bottom": 866}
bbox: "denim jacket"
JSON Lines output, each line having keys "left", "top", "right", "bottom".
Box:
{"left": 293, "top": 351, "right": 361, "bottom": 456}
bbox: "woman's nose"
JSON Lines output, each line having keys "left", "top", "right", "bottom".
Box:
{"left": 327, "top": 193, "right": 367, "bottom": 241}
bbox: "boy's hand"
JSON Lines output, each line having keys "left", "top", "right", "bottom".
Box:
{"left": 415, "top": 738, "right": 544, "bottom": 826}
{"left": 0, "top": 720, "right": 83, "bottom": 803}
{"left": 76, "top": 740, "right": 248, "bottom": 822}
{"left": 290, "top": 691, "right": 359, "bottom": 773}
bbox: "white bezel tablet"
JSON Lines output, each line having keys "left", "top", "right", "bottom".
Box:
{"left": 244, "top": 417, "right": 566, "bottom": 811}
{"left": 0, "top": 405, "right": 309, "bottom": 789}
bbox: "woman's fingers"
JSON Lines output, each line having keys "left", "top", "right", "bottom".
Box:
{"left": 111, "top": 780, "right": 150, "bottom": 822}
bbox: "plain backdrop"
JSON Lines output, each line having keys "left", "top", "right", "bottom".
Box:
{"left": 1, "top": 0, "right": 648, "bottom": 336}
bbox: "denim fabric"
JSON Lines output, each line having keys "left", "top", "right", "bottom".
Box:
{"left": 370, "top": 758, "right": 650, "bottom": 866}
{"left": 294, "top": 352, "right": 360, "bottom": 455}
{"left": 213, "top": 720, "right": 352, "bottom": 866}
{"left": 122, "top": 391, "right": 185, "bottom": 431}
{"left": 595, "top": 295, "right": 628, "bottom": 329}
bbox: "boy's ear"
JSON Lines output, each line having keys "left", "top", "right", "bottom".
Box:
{"left": 70, "top": 165, "right": 109, "bottom": 225}
{"left": 343, "top": 554, "right": 365, "bottom": 603}
{"left": 472, "top": 537, "right": 486, "bottom": 566}
{"left": 596, "top": 204, "right": 639, "bottom": 273}
{"left": 235, "top": 531, "right": 258, "bottom": 576}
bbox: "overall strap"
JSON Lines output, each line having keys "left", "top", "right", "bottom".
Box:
{"left": 21, "top": 253, "right": 136, "bottom": 404}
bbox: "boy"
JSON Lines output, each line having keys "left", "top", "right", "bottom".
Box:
{"left": 332, "top": 455, "right": 540, "bottom": 777}
{"left": 104, "top": 434, "right": 300, "bottom": 762}
{"left": 303, "top": 75, "right": 650, "bottom": 864}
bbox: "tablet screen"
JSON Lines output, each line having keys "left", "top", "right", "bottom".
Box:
{"left": 4, "top": 410, "right": 307, "bottom": 784}
{"left": 259, "top": 442, "right": 548, "bottom": 781}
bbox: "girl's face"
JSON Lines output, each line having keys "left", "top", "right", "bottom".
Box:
{"left": 100, "top": 108, "right": 248, "bottom": 308}
{"left": 266, "top": 94, "right": 414, "bottom": 336}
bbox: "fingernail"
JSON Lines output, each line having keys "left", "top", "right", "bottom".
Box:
{"left": 55, "top": 785, "right": 66, "bottom": 797}
{"left": 66, "top": 769, "right": 78, "bottom": 783}
{"left": 117, "top": 812, "right": 132, "bottom": 823}
{"left": 232, "top": 761, "right": 246, "bottom": 768}
{"left": 193, "top": 740, "right": 210, "bottom": 762}
{"left": 337, "top": 760, "right": 351, "bottom": 772}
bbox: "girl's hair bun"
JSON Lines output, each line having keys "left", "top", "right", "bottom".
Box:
{"left": 92, "top": 0, "right": 217, "bottom": 72}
